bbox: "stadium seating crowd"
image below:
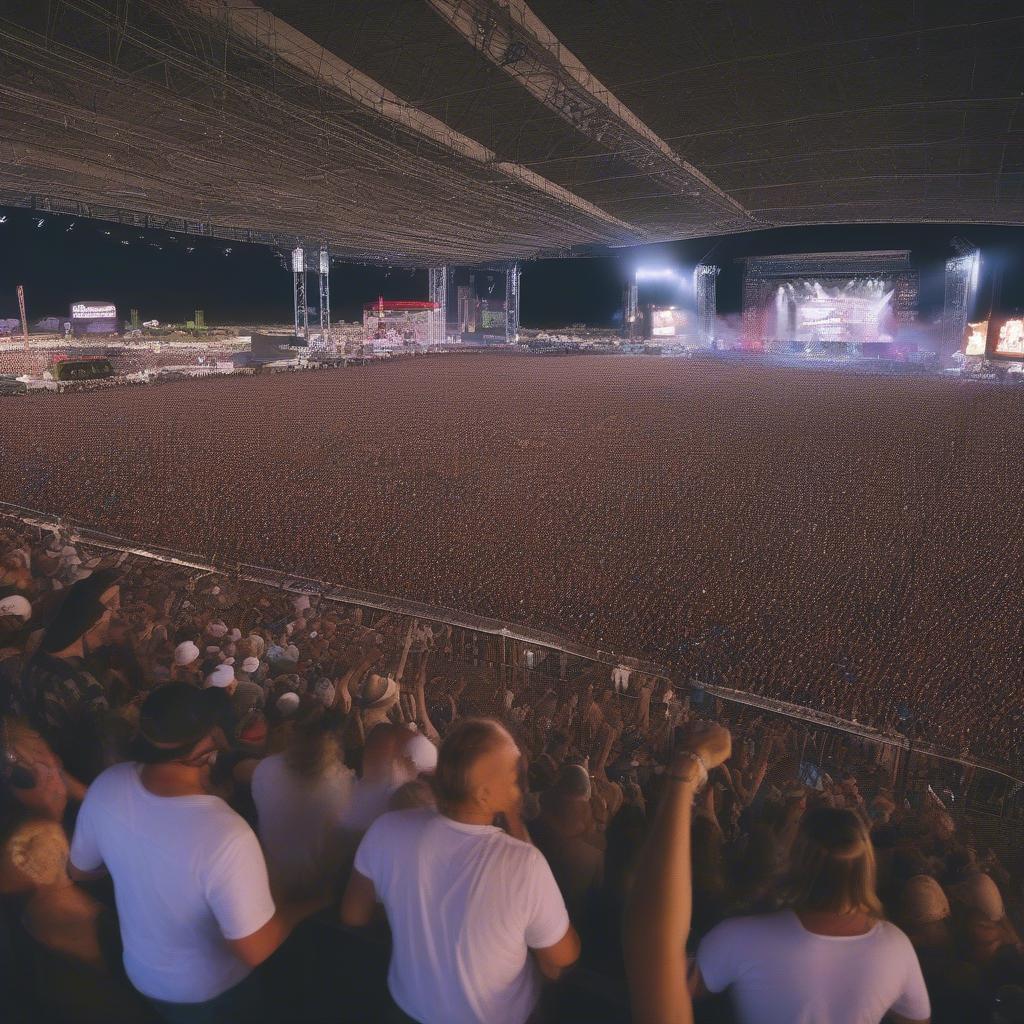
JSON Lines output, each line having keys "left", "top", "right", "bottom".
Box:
{"left": 2, "top": 524, "right": 1023, "bottom": 1023}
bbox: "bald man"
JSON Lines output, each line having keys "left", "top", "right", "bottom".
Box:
{"left": 342, "top": 718, "right": 579, "bottom": 1024}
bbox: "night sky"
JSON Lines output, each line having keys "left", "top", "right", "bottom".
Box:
{"left": 1, "top": 205, "right": 1022, "bottom": 328}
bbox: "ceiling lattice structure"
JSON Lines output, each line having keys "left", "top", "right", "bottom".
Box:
{"left": 0, "top": 0, "right": 1021, "bottom": 266}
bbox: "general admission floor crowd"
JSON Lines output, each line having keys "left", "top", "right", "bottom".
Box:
{"left": 1, "top": 355, "right": 1022, "bottom": 769}
{"left": 2, "top": 524, "right": 1023, "bottom": 1023}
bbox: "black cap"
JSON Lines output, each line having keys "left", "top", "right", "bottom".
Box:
{"left": 138, "top": 683, "right": 229, "bottom": 749}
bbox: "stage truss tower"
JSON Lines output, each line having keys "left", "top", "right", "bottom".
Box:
{"left": 291, "top": 247, "right": 309, "bottom": 343}
{"left": 505, "top": 262, "right": 521, "bottom": 344}
{"left": 941, "top": 250, "right": 979, "bottom": 363}
{"left": 623, "top": 281, "right": 638, "bottom": 340}
{"left": 316, "top": 246, "right": 332, "bottom": 353}
{"left": 429, "top": 266, "right": 447, "bottom": 346}
{"left": 694, "top": 263, "right": 720, "bottom": 346}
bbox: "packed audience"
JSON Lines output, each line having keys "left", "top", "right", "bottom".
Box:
{"left": 1, "top": 355, "right": 1021, "bottom": 767}
{"left": 2, "top": 524, "right": 1023, "bottom": 1023}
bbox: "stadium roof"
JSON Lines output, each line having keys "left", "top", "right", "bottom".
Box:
{"left": 1, "top": 1, "right": 1022, "bottom": 267}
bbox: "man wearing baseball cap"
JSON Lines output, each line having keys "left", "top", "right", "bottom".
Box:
{"left": 69, "top": 683, "right": 322, "bottom": 1022}
{"left": 171, "top": 640, "right": 202, "bottom": 685}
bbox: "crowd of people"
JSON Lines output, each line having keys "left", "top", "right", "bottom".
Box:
{"left": 2, "top": 523, "right": 1023, "bottom": 1023}
{"left": 1, "top": 355, "right": 1021, "bottom": 768}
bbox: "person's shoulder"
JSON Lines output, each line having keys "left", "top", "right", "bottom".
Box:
{"left": 874, "top": 919, "right": 917, "bottom": 953}
{"left": 251, "top": 752, "right": 284, "bottom": 784}
{"left": 390, "top": 806, "right": 437, "bottom": 831}
{"left": 87, "top": 760, "right": 139, "bottom": 794}
{"left": 491, "top": 829, "right": 554, "bottom": 877}
{"left": 366, "top": 806, "right": 433, "bottom": 843}
{"left": 199, "top": 799, "right": 262, "bottom": 859}
{"left": 703, "top": 910, "right": 792, "bottom": 945}
{"left": 358, "top": 807, "right": 432, "bottom": 865}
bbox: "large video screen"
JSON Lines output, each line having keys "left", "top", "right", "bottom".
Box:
{"left": 964, "top": 321, "right": 988, "bottom": 356}
{"left": 70, "top": 301, "right": 117, "bottom": 321}
{"left": 994, "top": 318, "right": 1024, "bottom": 357}
{"left": 768, "top": 278, "right": 896, "bottom": 345}
{"left": 650, "top": 307, "right": 688, "bottom": 338}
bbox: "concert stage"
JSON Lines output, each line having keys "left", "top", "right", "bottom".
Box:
{"left": 740, "top": 251, "right": 920, "bottom": 354}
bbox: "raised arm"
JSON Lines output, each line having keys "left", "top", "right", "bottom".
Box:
{"left": 331, "top": 648, "right": 383, "bottom": 711}
{"left": 414, "top": 654, "right": 440, "bottom": 743}
{"left": 624, "top": 724, "right": 731, "bottom": 1024}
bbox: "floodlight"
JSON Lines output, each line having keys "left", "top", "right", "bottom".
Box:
{"left": 635, "top": 267, "right": 677, "bottom": 281}
{"left": 291, "top": 247, "right": 305, "bottom": 273}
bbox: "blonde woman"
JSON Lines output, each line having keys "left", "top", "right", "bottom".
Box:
{"left": 692, "top": 807, "right": 931, "bottom": 1024}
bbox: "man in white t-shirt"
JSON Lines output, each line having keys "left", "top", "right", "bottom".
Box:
{"left": 69, "top": 683, "right": 321, "bottom": 1023}
{"left": 695, "top": 908, "right": 931, "bottom": 1024}
{"left": 341, "top": 717, "right": 580, "bottom": 1024}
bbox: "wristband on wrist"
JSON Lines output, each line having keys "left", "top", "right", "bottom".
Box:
{"left": 670, "top": 751, "right": 708, "bottom": 791}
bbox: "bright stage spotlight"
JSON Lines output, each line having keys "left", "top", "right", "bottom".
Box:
{"left": 635, "top": 267, "right": 679, "bottom": 282}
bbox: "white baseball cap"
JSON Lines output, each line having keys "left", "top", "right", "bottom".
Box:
{"left": 204, "top": 663, "right": 235, "bottom": 688}
{"left": 0, "top": 595, "right": 32, "bottom": 621}
{"left": 173, "top": 640, "right": 201, "bottom": 666}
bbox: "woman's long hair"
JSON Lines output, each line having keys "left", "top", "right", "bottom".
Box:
{"left": 778, "top": 807, "right": 883, "bottom": 917}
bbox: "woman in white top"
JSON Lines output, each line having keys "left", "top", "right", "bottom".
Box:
{"left": 251, "top": 705, "right": 355, "bottom": 900}
{"left": 693, "top": 806, "right": 931, "bottom": 1024}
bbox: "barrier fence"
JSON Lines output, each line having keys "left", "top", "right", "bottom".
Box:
{"left": 3, "top": 502, "right": 1023, "bottom": 841}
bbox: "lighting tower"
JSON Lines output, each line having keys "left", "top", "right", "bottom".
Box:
{"left": 694, "top": 264, "right": 720, "bottom": 347}
{"left": 318, "top": 246, "right": 331, "bottom": 351}
{"left": 505, "top": 262, "right": 521, "bottom": 344}
{"left": 429, "top": 266, "right": 447, "bottom": 346}
{"left": 623, "top": 279, "right": 639, "bottom": 341}
{"left": 291, "top": 247, "right": 309, "bottom": 343}
{"left": 941, "top": 247, "right": 979, "bottom": 364}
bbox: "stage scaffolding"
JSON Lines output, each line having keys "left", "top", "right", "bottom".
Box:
{"left": 740, "top": 251, "right": 919, "bottom": 347}
{"left": 941, "top": 251, "right": 980, "bottom": 363}
{"left": 291, "top": 246, "right": 309, "bottom": 343}
{"left": 622, "top": 282, "right": 638, "bottom": 340}
{"left": 428, "top": 266, "right": 447, "bottom": 346}
{"left": 505, "top": 262, "right": 521, "bottom": 344}
{"left": 3, "top": 4, "right": 1023, "bottom": 267}
{"left": 694, "top": 263, "right": 720, "bottom": 346}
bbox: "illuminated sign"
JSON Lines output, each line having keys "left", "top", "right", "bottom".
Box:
{"left": 995, "top": 318, "right": 1024, "bottom": 356}
{"left": 70, "top": 302, "right": 117, "bottom": 320}
{"left": 964, "top": 321, "right": 988, "bottom": 356}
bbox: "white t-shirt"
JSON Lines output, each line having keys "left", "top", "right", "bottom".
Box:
{"left": 354, "top": 808, "right": 570, "bottom": 1024}
{"left": 70, "top": 762, "right": 276, "bottom": 1003}
{"left": 339, "top": 775, "right": 400, "bottom": 834}
{"left": 251, "top": 753, "right": 355, "bottom": 896}
{"left": 697, "top": 910, "right": 930, "bottom": 1024}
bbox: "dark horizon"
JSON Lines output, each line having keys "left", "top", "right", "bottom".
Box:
{"left": 2, "top": 206, "right": 1023, "bottom": 329}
